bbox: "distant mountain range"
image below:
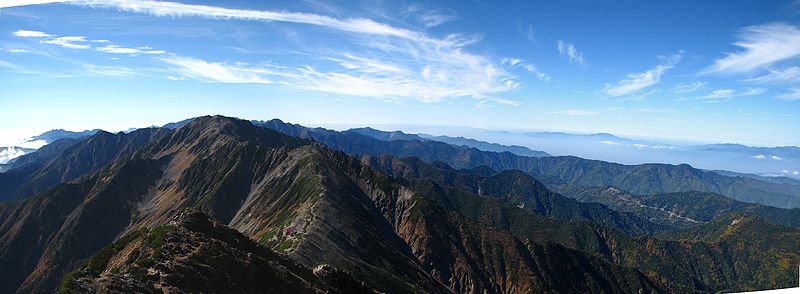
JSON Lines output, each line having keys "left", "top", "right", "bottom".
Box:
{"left": 0, "top": 128, "right": 101, "bottom": 165}
{"left": 0, "top": 116, "right": 798, "bottom": 293}
{"left": 344, "top": 127, "right": 551, "bottom": 157}
{"left": 479, "top": 130, "right": 800, "bottom": 179}
{"left": 29, "top": 128, "right": 102, "bottom": 143}
{"left": 255, "top": 119, "right": 800, "bottom": 209}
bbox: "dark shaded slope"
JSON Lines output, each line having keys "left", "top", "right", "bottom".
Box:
{"left": 318, "top": 148, "right": 665, "bottom": 293}
{"left": 408, "top": 177, "right": 800, "bottom": 293}
{"left": 657, "top": 214, "right": 800, "bottom": 292}
{"left": 4, "top": 137, "right": 81, "bottom": 170}
{"left": 362, "top": 154, "right": 663, "bottom": 235}
{"left": 57, "top": 210, "right": 372, "bottom": 294}
{"left": 0, "top": 128, "right": 170, "bottom": 201}
{"left": 557, "top": 186, "right": 800, "bottom": 229}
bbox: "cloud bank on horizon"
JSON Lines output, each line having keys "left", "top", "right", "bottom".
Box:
{"left": 0, "top": 0, "right": 798, "bottom": 146}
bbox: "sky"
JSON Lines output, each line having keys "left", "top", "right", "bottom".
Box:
{"left": 1, "top": 0, "right": 799, "bottom": 147}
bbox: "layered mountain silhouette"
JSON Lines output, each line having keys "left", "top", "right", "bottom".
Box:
{"left": 257, "top": 119, "right": 800, "bottom": 209}
{"left": 0, "top": 116, "right": 797, "bottom": 293}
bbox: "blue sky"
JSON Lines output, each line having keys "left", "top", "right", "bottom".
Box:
{"left": 1, "top": 0, "right": 799, "bottom": 146}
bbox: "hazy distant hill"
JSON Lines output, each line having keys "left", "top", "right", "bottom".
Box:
{"left": 30, "top": 128, "right": 102, "bottom": 143}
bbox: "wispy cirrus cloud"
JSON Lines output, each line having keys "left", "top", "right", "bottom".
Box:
{"left": 14, "top": 28, "right": 167, "bottom": 55}
{"left": 7, "top": 0, "right": 524, "bottom": 104}
{"left": 777, "top": 87, "right": 800, "bottom": 100}
{"left": 550, "top": 106, "right": 620, "bottom": 116}
{"left": 550, "top": 109, "right": 598, "bottom": 116}
{"left": 0, "top": 0, "right": 77, "bottom": 8}
{"left": 705, "top": 23, "right": 800, "bottom": 74}
{"left": 14, "top": 30, "right": 91, "bottom": 49}
{"left": 40, "top": 0, "right": 520, "bottom": 103}
{"left": 402, "top": 4, "right": 456, "bottom": 28}
{"left": 557, "top": 40, "right": 586, "bottom": 65}
{"left": 501, "top": 58, "right": 551, "bottom": 82}
{"left": 67, "top": 0, "right": 458, "bottom": 46}
{"left": 41, "top": 36, "right": 90, "bottom": 49}
{"left": 161, "top": 56, "right": 275, "bottom": 84}
{"left": 603, "top": 53, "right": 682, "bottom": 97}
{"left": 746, "top": 66, "right": 800, "bottom": 84}
{"left": 697, "top": 87, "right": 766, "bottom": 100}
{"left": 674, "top": 81, "right": 706, "bottom": 93}
{"left": 703, "top": 23, "right": 800, "bottom": 101}
{"left": 96, "top": 45, "right": 165, "bottom": 55}
{"left": 83, "top": 64, "right": 140, "bottom": 77}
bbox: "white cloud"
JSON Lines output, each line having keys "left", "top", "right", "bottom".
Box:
{"left": 698, "top": 87, "right": 766, "bottom": 100}
{"left": 741, "top": 87, "right": 768, "bottom": 96}
{"left": 778, "top": 87, "right": 800, "bottom": 100}
{"left": 753, "top": 154, "right": 767, "bottom": 159}
{"left": 84, "top": 64, "right": 140, "bottom": 77}
{"left": 700, "top": 89, "right": 736, "bottom": 99}
{"left": 403, "top": 4, "right": 456, "bottom": 28}
{"left": 13, "top": 30, "right": 52, "bottom": 38}
{"left": 557, "top": 40, "right": 585, "bottom": 65}
{"left": 501, "top": 58, "right": 523, "bottom": 67}
{"left": 11, "top": 0, "right": 523, "bottom": 103}
{"left": 674, "top": 81, "right": 706, "bottom": 93}
{"left": 162, "top": 56, "right": 275, "bottom": 84}
{"left": 7, "top": 49, "right": 29, "bottom": 53}
{"left": 0, "top": 0, "right": 77, "bottom": 8}
{"left": 600, "top": 140, "right": 619, "bottom": 145}
{"left": 628, "top": 89, "right": 658, "bottom": 101}
{"left": 0, "top": 147, "right": 28, "bottom": 164}
{"left": 771, "top": 155, "right": 782, "bottom": 160}
{"left": 550, "top": 109, "right": 597, "bottom": 116}
{"left": 95, "top": 45, "right": 165, "bottom": 55}
{"left": 603, "top": 53, "right": 682, "bottom": 97}
{"left": 67, "top": 0, "right": 453, "bottom": 45}
{"left": 746, "top": 66, "right": 800, "bottom": 84}
{"left": 42, "top": 36, "right": 90, "bottom": 49}
{"left": 290, "top": 60, "right": 518, "bottom": 102}
{"left": 794, "top": 171, "right": 799, "bottom": 175}
{"left": 706, "top": 23, "right": 800, "bottom": 74}
{"left": 501, "top": 58, "right": 550, "bottom": 82}
{"left": 522, "top": 64, "right": 551, "bottom": 82}
{"left": 18, "top": 28, "right": 166, "bottom": 56}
